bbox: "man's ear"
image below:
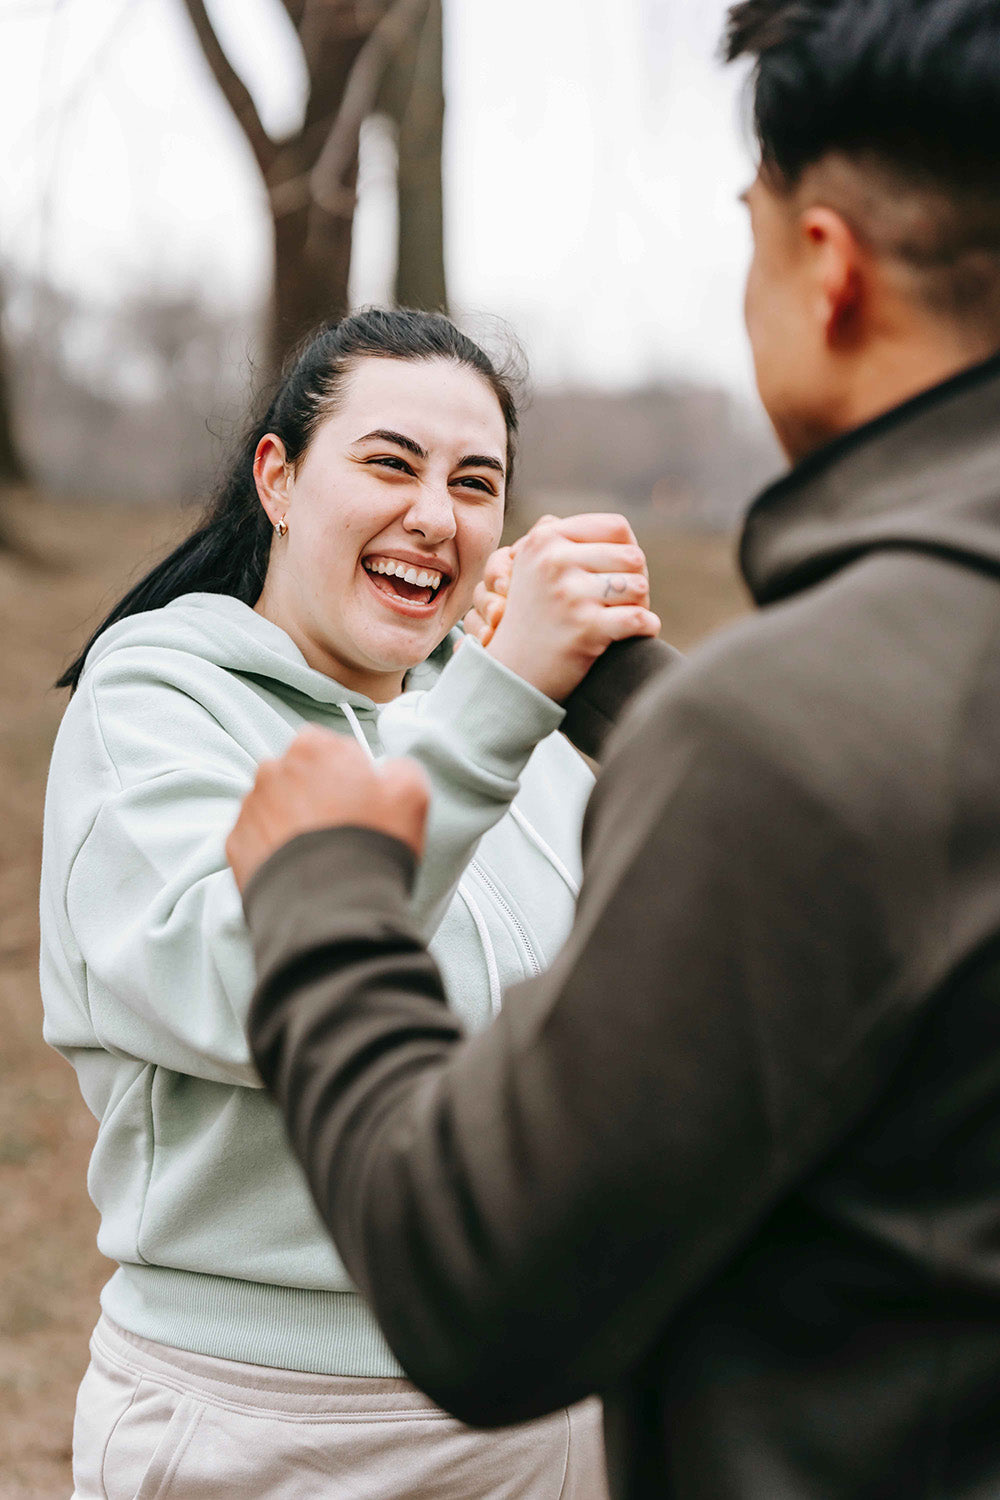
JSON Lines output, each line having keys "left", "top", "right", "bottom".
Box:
{"left": 801, "top": 205, "right": 867, "bottom": 349}
{"left": 253, "top": 434, "right": 292, "bottom": 528}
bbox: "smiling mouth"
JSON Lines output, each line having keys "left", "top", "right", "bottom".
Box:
{"left": 362, "top": 556, "right": 448, "bottom": 607}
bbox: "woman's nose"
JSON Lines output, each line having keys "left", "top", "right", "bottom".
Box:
{"left": 403, "top": 481, "right": 457, "bottom": 543}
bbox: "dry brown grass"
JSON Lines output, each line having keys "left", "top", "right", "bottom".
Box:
{"left": 0, "top": 496, "right": 749, "bottom": 1497}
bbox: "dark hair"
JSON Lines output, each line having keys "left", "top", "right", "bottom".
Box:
{"left": 725, "top": 0, "right": 1000, "bottom": 187}
{"left": 58, "top": 307, "right": 523, "bottom": 692}
{"left": 724, "top": 0, "right": 1000, "bottom": 316}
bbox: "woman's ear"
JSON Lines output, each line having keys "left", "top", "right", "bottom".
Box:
{"left": 253, "top": 434, "right": 292, "bottom": 528}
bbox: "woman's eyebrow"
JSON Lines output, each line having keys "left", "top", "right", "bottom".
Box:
{"left": 459, "top": 453, "right": 506, "bottom": 477}
{"left": 354, "top": 429, "right": 427, "bottom": 459}
{"left": 355, "top": 430, "right": 505, "bottom": 478}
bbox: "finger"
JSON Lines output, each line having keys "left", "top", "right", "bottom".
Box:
{"left": 510, "top": 513, "right": 561, "bottom": 548}
{"left": 472, "top": 581, "right": 506, "bottom": 625}
{"left": 546, "top": 541, "right": 647, "bottom": 576}
{"left": 593, "top": 606, "right": 662, "bottom": 642}
{"left": 484, "top": 546, "right": 514, "bottom": 594}
{"left": 380, "top": 756, "right": 431, "bottom": 803}
{"left": 547, "top": 513, "right": 638, "bottom": 546}
{"left": 287, "top": 724, "right": 350, "bottom": 764}
{"left": 590, "top": 572, "right": 651, "bottom": 606}
{"left": 462, "top": 606, "right": 491, "bottom": 644}
{"left": 519, "top": 513, "right": 559, "bottom": 537}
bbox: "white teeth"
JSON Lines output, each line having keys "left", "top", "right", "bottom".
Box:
{"left": 364, "top": 557, "right": 443, "bottom": 590}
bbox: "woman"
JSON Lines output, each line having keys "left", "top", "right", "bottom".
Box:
{"left": 40, "top": 308, "right": 659, "bottom": 1499}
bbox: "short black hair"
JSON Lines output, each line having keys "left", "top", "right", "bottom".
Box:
{"left": 724, "top": 0, "right": 1000, "bottom": 190}
{"left": 724, "top": 0, "right": 1000, "bottom": 325}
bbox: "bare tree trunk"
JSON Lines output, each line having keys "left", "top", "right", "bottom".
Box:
{"left": 270, "top": 153, "right": 358, "bottom": 375}
{"left": 268, "top": 15, "right": 366, "bottom": 370}
{"left": 180, "top": 0, "right": 444, "bottom": 381}
{"left": 0, "top": 282, "right": 27, "bottom": 552}
{"left": 393, "top": 0, "right": 446, "bottom": 311}
{"left": 0, "top": 310, "right": 25, "bottom": 486}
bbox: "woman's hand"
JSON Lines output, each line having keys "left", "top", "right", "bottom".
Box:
{"left": 476, "top": 513, "right": 660, "bottom": 703}
{"left": 463, "top": 545, "right": 517, "bottom": 648}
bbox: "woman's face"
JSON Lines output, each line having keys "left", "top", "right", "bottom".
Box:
{"left": 254, "top": 355, "right": 508, "bottom": 701}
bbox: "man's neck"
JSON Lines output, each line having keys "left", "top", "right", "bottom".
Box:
{"left": 800, "top": 330, "right": 999, "bottom": 464}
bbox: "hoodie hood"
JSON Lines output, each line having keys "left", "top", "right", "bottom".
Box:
{"left": 82, "top": 591, "right": 459, "bottom": 712}
{"left": 741, "top": 349, "right": 1000, "bottom": 607}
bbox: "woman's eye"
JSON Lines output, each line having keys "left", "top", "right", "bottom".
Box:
{"left": 454, "top": 476, "right": 495, "bottom": 495}
{"left": 369, "top": 455, "right": 414, "bottom": 474}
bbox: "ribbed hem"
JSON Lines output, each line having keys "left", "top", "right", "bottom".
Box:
{"left": 101, "top": 1264, "right": 405, "bottom": 1377}
{"left": 422, "top": 638, "right": 565, "bottom": 776}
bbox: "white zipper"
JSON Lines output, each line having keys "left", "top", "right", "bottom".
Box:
{"left": 470, "top": 858, "right": 542, "bottom": 977}
{"left": 456, "top": 882, "right": 504, "bottom": 1016}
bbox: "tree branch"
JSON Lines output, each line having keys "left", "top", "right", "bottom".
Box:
{"left": 309, "top": 0, "right": 427, "bottom": 214}
{"left": 269, "top": 0, "right": 425, "bottom": 222}
{"left": 179, "top": 0, "right": 276, "bottom": 176}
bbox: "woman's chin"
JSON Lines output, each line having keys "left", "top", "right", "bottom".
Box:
{"left": 354, "top": 613, "right": 456, "bottom": 676}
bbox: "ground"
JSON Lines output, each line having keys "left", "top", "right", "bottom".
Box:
{"left": 0, "top": 495, "right": 750, "bottom": 1498}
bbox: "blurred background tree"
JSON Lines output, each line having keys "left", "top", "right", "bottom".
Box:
{"left": 181, "top": 0, "right": 446, "bottom": 373}
{"left": 0, "top": 0, "right": 779, "bottom": 516}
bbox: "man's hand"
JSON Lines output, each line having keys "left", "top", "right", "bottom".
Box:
{"left": 227, "top": 727, "right": 430, "bottom": 893}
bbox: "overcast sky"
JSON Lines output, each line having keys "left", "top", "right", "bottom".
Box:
{"left": 0, "top": 0, "right": 759, "bottom": 396}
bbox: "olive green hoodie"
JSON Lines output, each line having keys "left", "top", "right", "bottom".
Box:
{"left": 39, "top": 592, "right": 593, "bottom": 1374}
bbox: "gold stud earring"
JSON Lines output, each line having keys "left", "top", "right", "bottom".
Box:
{"left": 274, "top": 516, "right": 288, "bottom": 538}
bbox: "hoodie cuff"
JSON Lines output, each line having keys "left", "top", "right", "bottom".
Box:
{"left": 409, "top": 637, "right": 565, "bottom": 781}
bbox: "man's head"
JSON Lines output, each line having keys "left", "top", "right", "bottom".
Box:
{"left": 726, "top": 0, "right": 1000, "bottom": 460}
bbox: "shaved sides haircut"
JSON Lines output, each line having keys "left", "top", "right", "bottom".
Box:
{"left": 725, "top": 0, "right": 1000, "bottom": 329}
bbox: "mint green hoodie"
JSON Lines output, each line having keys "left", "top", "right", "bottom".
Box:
{"left": 39, "top": 593, "right": 593, "bottom": 1375}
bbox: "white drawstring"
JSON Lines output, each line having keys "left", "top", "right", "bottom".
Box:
{"left": 340, "top": 702, "right": 376, "bottom": 763}
{"left": 456, "top": 882, "right": 503, "bottom": 1018}
{"left": 509, "top": 805, "right": 580, "bottom": 898}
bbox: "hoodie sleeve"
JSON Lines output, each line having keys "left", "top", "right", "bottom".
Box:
{"left": 63, "top": 664, "right": 261, "bottom": 1086}
{"left": 375, "top": 638, "right": 568, "bottom": 932}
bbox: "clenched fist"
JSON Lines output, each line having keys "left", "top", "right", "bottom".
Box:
{"left": 226, "top": 727, "right": 430, "bottom": 892}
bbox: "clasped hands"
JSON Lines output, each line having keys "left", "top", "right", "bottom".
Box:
{"left": 227, "top": 514, "right": 659, "bottom": 892}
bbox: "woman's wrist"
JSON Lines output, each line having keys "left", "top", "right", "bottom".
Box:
{"left": 484, "top": 628, "right": 578, "bottom": 704}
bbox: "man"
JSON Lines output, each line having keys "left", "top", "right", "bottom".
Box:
{"left": 226, "top": 1, "right": 1000, "bottom": 1494}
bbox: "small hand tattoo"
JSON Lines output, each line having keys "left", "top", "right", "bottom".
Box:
{"left": 604, "top": 576, "right": 629, "bottom": 599}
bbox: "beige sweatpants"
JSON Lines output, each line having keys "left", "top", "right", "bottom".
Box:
{"left": 72, "top": 1316, "right": 610, "bottom": 1500}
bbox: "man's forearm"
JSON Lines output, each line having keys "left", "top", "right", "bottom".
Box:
{"left": 561, "top": 637, "right": 682, "bottom": 760}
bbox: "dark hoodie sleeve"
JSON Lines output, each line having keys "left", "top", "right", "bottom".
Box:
{"left": 560, "top": 636, "right": 682, "bottom": 760}
{"left": 245, "top": 666, "right": 897, "bottom": 1427}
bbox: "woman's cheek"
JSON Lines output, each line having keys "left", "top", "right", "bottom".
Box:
{"left": 444, "top": 574, "right": 478, "bottom": 627}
